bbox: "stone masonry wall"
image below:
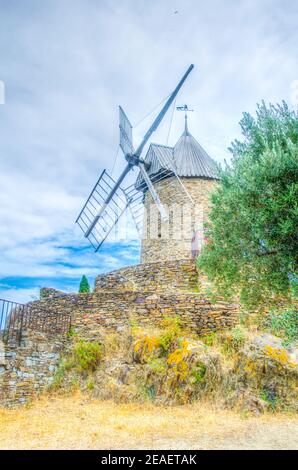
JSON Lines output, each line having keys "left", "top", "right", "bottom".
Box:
{"left": 0, "top": 260, "right": 239, "bottom": 407}
{"left": 0, "top": 330, "right": 65, "bottom": 407}
{"left": 29, "top": 261, "right": 238, "bottom": 342}
{"left": 28, "top": 290, "right": 238, "bottom": 343}
{"left": 95, "top": 259, "right": 199, "bottom": 293}
{"left": 141, "top": 176, "right": 217, "bottom": 263}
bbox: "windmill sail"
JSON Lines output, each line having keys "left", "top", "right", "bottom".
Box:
{"left": 76, "top": 64, "right": 194, "bottom": 252}
{"left": 119, "top": 106, "right": 134, "bottom": 155}
{"left": 123, "top": 184, "right": 144, "bottom": 236}
{"left": 138, "top": 162, "right": 168, "bottom": 220}
{"left": 76, "top": 170, "right": 131, "bottom": 251}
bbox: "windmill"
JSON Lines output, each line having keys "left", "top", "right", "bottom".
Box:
{"left": 76, "top": 64, "right": 194, "bottom": 252}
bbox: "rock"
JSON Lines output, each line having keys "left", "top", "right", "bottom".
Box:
{"left": 245, "top": 333, "right": 298, "bottom": 370}
{"left": 240, "top": 392, "right": 268, "bottom": 414}
{"left": 233, "top": 333, "right": 298, "bottom": 411}
{"left": 39, "top": 287, "right": 64, "bottom": 299}
{"left": 117, "top": 364, "right": 135, "bottom": 385}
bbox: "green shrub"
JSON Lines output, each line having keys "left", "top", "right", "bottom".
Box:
{"left": 269, "top": 308, "right": 298, "bottom": 346}
{"left": 49, "top": 342, "right": 101, "bottom": 390}
{"left": 67, "top": 327, "right": 77, "bottom": 338}
{"left": 39, "top": 288, "right": 47, "bottom": 299}
{"left": 158, "top": 316, "right": 182, "bottom": 352}
{"left": 139, "top": 384, "right": 157, "bottom": 401}
{"left": 147, "top": 357, "right": 167, "bottom": 374}
{"left": 50, "top": 358, "right": 73, "bottom": 390}
{"left": 73, "top": 341, "right": 102, "bottom": 372}
{"left": 260, "top": 388, "right": 279, "bottom": 411}
{"left": 231, "top": 326, "right": 246, "bottom": 346}
{"left": 221, "top": 326, "right": 246, "bottom": 355}
{"left": 191, "top": 363, "right": 207, "bottom": 384}
{"left": 201, "top": 332, "right": 217, "bottom": 347}
{"left": 86, "top": 379, "right": 95, "bottom": 391}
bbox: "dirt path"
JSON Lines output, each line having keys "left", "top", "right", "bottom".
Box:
{"left": 0, "top": 394, "right": 297, "bottom": 450}
{"left": 149, "top": 421, "right": 298, "bottom": 450}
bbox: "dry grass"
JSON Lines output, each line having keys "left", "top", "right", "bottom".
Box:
{"left": 0, "top": 393, "right": 297, "bottom": 450}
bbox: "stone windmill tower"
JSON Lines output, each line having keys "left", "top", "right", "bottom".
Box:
{"left": 136, "top": 111, "right": 219, "bottom": 263}
{"left": 76, "top": 66, "right": 219, "bottom": 265}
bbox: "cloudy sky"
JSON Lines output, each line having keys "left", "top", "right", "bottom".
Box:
{"left": 0, "top": 0, "right": 297, "bottom": 302}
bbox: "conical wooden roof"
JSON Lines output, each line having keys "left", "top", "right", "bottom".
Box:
{"left": 173, "top": 117, "right": 218, "bottom": 178}
{"left": 135, "top": 118, "right": 219, "bottom": 191}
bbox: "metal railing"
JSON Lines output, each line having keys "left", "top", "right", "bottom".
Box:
{"left": 0, "top": 298, "right": 71, "bottom": 345}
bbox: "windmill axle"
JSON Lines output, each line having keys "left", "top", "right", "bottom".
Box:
{"left": 125, "top": 153, "right": 150, "bottom": 170}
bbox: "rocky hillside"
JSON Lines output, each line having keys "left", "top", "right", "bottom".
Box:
{"left": 50, "top": 317, "right": 298, "bottom": 414}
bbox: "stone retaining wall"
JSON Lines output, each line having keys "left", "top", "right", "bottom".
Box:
{"left": 0, "top": 260, "right": 239, "bottom": 407}
{"left": 28, "top": 290, "right": 238, "bottom": 342}
{"left": 26, "top": 260, "right": 238, "bottom": 340}
{"left": 95, "top": 259, "right": 205, "bottom": 293}
{"left": 0, "top": 331, "right": 65, "bottom": 407}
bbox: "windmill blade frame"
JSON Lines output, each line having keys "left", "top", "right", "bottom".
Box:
{"left": 76, "top": 64, "right": 194, "bottom": 252}
{"left": 135, "top": 144, "right": 194, "bottom": 205}
{"left": 138, "top": 162, "right": 168, "bottom": 220}
{"left": 119, "top": 106, "right": 134, "bottom": 156}
{"left": 76, "top": 169, "right": 132, "bottom": 251}
{"left": 123, "top": 184, "right": 144, "bottom": 236}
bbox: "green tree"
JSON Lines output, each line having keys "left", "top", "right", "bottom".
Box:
{"left": 198, "top": 101, "right": 298, "bottom": 307}
{"left": 79, "top": 275, "right": 91, "bottom": 293}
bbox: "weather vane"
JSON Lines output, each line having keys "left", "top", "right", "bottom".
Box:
{"left": 176, "top": 104, "right": 194, "bottom": 115}
{"left": 176, "top": 104, "right": 194, "bottom": 132}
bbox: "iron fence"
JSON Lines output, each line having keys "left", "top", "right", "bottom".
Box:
{"left": 0, "top": 298, "right": 71, "bottom": 345}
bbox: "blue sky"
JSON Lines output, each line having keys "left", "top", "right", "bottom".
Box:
{"left": 0, "top": 0, "right": 297, "bottom": 302}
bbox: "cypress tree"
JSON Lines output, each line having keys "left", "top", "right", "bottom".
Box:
{"left": 79, "top": 275, "right": 91, "bottom": 293}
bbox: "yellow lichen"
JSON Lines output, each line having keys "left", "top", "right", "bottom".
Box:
{"left": 244, "top": 358, "right": 255, "bottom": 374}
{"left": 167, "top": 341, "right": 192, "bottom": 382}
{"left": 134, "top": 334, "right": 160, "bottom": 362}
{"left": 264, "top": 345, "right": 297, "bottom": 368}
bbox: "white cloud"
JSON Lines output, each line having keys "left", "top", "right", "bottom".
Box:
{"left": 0, "top": 287, "right": 40, "bottom": 304}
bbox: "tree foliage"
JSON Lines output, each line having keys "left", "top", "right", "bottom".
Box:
{"left": 269, "top": 308, "right": 298, "bottom": 346}
{"left": 79, "top": 275, "right": 91, "bottom": 293}
{"left": 198, "top": 101, "right": 298, "bottom": 306}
